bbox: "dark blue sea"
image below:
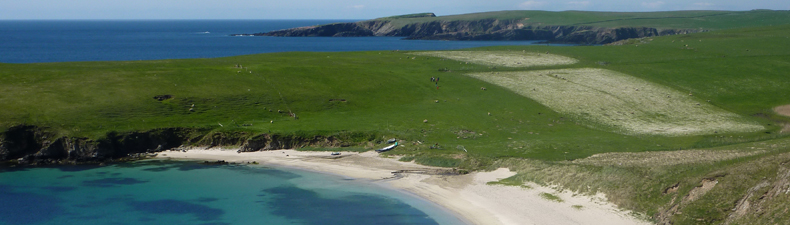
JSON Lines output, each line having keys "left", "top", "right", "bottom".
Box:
{"left": 0, "top": 20, "right": 550, "bottom": 63}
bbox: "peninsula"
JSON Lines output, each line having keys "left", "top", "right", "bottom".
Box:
{"left": 234, "top": 10, "right": 790, "bottom": 44}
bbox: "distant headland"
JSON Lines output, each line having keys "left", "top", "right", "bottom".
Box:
{"left": 233, "top": 10, "right": 789, "bottom": 44}
{"left": 229, "top": 10, "right": 724, "bottom": 44}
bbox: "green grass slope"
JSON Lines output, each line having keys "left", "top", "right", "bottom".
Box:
{"left": 2, "top": 25, "right": 790, "bottom": 164}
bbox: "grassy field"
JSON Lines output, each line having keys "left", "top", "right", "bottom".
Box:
{"left": 466, "top": 67, "right": 763, "bottom": 136}
{"left": 2, "top": 26, "right": 790, "bottom": 160}
{"left": 2, "top": 17, "right": 790, "bottom": 224}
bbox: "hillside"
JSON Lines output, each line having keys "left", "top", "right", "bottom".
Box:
{"left": 3, "top": 21, "right": 790, "bottom": 224}
{"left": 242, "top": 10, "right": 790, "bottom": 44}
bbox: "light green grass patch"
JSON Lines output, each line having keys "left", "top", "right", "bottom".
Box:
{"left": 539, "top": 192, "right": 564, "bottom": 202}
{"left": 486, "top": 177, "right": 533, "bottom": 189}
{"left": 467, "top": 68, "right": 764, "bottom": 136}
{"left": 409, "top": 51, "right": 578, "bottom": 67}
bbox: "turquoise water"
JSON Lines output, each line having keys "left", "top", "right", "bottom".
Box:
{"left": 0, "top": 160, "right": 467, "bottom": 225}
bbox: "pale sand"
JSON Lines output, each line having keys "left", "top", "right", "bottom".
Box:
{"left": 774, "top": 105, "right": 790, "bottom": 117}
{"left": 156, "top": 148, "right": 650, "bottom": 225}
{"left": 774, "top": 105, "right": 790, "bottom": 133}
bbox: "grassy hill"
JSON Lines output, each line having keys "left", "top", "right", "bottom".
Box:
{"left": 2, "top": 16, "right": 790, "bottom": 224}
{"left": 4, "top": 25, "right": 789, "bottom": 160}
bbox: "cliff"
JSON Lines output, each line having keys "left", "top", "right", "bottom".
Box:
{"left": 0, "top": 125, "right": 371, "bottom": 165}
{"left": 242, "top": 18, "right": 703, "bottom": 44}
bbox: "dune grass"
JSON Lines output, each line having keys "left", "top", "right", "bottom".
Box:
{"left": 497, "top": 137, "right": 790, "bottom": 224}
{"left": 539, "top": 192, "right": 564, "bottom": 202}
{"left": 486, "top": 176, "right": 532, "bottom": 189}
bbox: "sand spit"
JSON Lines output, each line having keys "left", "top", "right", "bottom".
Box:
{"left": 468, "top": 68, "right": 764, "bottom": 136}
{"left": 410, "top": 51, "right": 579, "bottom": 67}
{"left": 156, "top": 148, "right": 649, "bottom": 225}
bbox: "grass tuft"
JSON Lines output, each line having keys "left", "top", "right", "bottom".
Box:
{"left": 539, "top": 192, "right": 564, "bottom": 202}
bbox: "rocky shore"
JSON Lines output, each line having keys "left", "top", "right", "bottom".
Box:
{"left": 0, "top": 125, "right": 364, "bottom": 166}
{"left": 234, "top": 18, "right": 704, "bottom": 44}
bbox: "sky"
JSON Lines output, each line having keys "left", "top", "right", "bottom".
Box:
{"left": 1, "top": 0, "right": 787, "bottom": 20}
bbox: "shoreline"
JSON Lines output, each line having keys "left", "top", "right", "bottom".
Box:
{"left": 155, "top": 148, "right": 651, "bottom": 225}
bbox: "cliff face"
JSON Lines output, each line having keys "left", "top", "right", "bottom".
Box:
{"left": 0, "top": 126, "right": 200, "bottom": 165}
{"left": 249, "top": 19, "right": 703, "bottom": 44}
{"left": 0, "top": 125, "right": 363, "bottom": 165}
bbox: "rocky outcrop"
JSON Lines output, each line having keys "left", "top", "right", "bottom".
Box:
{"left": 239, "top": 18, "right": 704, "bottom": 44}
{"left": 238, "top": 134, "right": 342, "bottom": 152}
{"left": 0, "top": 125, "right": 46, "bottom": 161}
{"left": 1, "top": 125, "right": 371, "bottom": 166}
{"left": 0, "top": 126, "right": 202, "bottom": 165}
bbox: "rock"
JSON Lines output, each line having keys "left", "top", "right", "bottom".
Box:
{"left": 153, "top": 95, "right": 173, "bottom": 101}
{"left": 202, "top": 160, "right": 229, "bottom": 165}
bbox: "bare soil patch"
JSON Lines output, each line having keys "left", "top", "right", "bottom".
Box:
{"left": 774, "top": 105, "right": 790, "bottom": 117}
{"left": 410, "top": 51, "right": 578, "bottom": 67}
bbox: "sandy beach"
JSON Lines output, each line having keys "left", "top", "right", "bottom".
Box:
{"left": 156, "top": 148, "right": 650, "bottom": 225}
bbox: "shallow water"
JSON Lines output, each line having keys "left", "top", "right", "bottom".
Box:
{"left": 0, "top": 160, "right": 467, "bottom": 225}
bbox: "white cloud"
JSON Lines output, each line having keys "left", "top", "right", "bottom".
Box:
{"left": 348, "top": 5, "right": 365, "bottom": 10}
{"left": 518, "top": 1, "right": 546, "bottom": 9}
{"left": 641, "top": 1, "right": 665, "bottom": 8}
{"left": 567, "top": 1, "right": 591, "bottom": 7}
{"left": 694, "top": 2, "right": 714, "bottom": 6}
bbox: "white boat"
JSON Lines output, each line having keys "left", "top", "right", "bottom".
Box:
{"left": 376, "top": 142, "right": 398, "bottom": 152}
